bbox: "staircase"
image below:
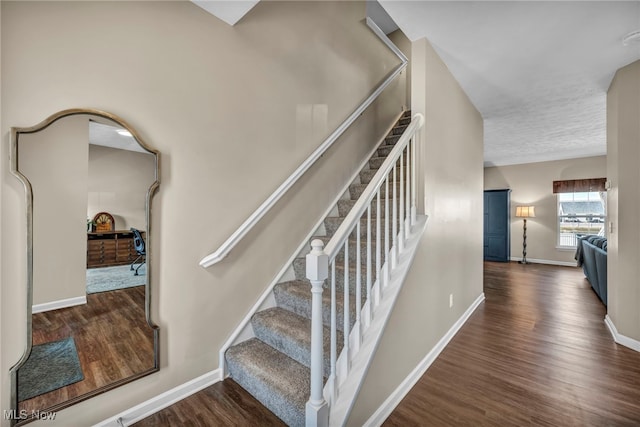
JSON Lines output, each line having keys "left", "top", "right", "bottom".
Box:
{"left": 225, "top": 111, "right": 412, "bottom": 426}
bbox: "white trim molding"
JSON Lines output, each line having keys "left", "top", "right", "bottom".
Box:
{"left": 32, "top": 296, "right": 87, "bottom": 314}
{"left": 510, "top": 256, "right": 577, "bottom": 267}
{"left": 363, "top": 293, "right": 486, "bottom": 427}
{"left": 93, "top": 370, "right": 221, "bottom": 427}
{"left": 604, "top": 315, "right": 640, "bottom": 352}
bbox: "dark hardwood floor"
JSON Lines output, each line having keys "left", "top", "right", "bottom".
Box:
{"left": 133, "top": 379, "right": 286, "bottom": 427}
{"left": 136, "top": 262, "right": 640, "bottom": 426}
{"left": 385, "top": 262, "right": 640, "bottom": 426}
{"left": 21, "top": 286, "right": 155, "bottom": 413}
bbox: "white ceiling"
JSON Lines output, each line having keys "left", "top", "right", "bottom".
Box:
{"left": 89, "top": 121, "right": 148, "bottom": 153}
{"left": 379, "top": 0, "right": 640, "bottom": 166}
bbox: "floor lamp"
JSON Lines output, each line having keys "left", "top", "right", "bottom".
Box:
{"left": 515, "top": 206, "right": 535, "bottom": 264}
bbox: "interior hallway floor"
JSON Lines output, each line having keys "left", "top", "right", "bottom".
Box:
{"left": 135, "top": 261, "right": 640, "bottom": 426}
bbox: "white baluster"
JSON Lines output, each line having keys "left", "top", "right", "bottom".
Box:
{"left": 355, "top": 221, "right": 362, "bottom": 348}
{"left": 343, "top": 241, "right": 350, "bottom": 371}
{"left": 392, "top": 161, "right": 398, "bottom": 268}
{"left": 411, "top": 134, "right": 417, "bottom": 225}
{"left": 384, "top": 175, "right": 390, "bottom": 287}
{"left": 366, "top": 206, "right": 372, "bottom": 325}
{"left": 328, "top": 261, "right": 336, "bottom": 404}
{"left": 305, "top": 240, "right": 329, "bottom": 427}
{"left": 399, "top": 151, "right": 405, "bottom": 251}
{"left": 375, "top": 189, "right": 381, "bottom": 304}
{"left": 405, "top": 145, "right": 411, "bottom": 237}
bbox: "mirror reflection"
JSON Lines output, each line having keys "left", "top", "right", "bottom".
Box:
{"left": 10, "top": 111, "right": 159, "bottom": 424}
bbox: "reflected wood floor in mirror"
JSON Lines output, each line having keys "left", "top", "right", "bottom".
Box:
{"left": 135, "top": 262, "right": 640, "bottom": 425}
{"left": 21, "top": 286, "right": 154, "bottom": 413}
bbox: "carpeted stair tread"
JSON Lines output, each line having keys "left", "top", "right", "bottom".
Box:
{"left": 305, "top": 235, "right": 381, "bottom": 263}
{"left": 384, "top": 134, "right": 401, "bottom": 146}
{"left": 306, "top": 236, "right": 384, "bottom": 262}
{"left": 291, "top": 258, "right": 379, "bottom": 295}
{"left": 359, "top": 165, "right": 404, "bottom": 184}
{"left": 391, "top": 124, "right": 409, "bottom": 135}
{"left": 274, "top": 280, "right": 356, "bottom": 332}
{"left": 324, "top": 215, "right": 401, "bottom": 239}
{"left": 225, "top": 338, "right": 308, "bottom": 427}
{"left": 369, "top": 155, "right": 407, "bottom": 169}
{"left": 252, "top": 307, "right": 343, "bottom": 376}
{"left": 338, "top": 198, "right": 377, "bottom": 216}
{"left": 337, "top": 197, "right": 400, "bottom": 216}
{"left": 376, "top": 145, "right": 395, "bottom": 157}
{"left": 349, "top": 181, "right": 406, "bottom": 200}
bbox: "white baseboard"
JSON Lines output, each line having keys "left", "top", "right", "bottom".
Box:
{"left": 510, "top": 256, "right": 577, "bottom": 267}
{"left": 93, "top": 369, "right": 221, "bottom": 427}
{"left": 363, "top": 292, "right": 486, "bottom": 427}
{"left": 604, "top": 315, "right": 640, "bottom": 352}
{"left": 32, "top": 296, "right": 87, "bottom": 314}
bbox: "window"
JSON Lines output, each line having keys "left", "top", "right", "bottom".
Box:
{"left": 557, "top": 191, "right": 605, "bottom": 248}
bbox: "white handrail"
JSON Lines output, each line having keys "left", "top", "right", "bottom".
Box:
{"left": 199, "top": 18, "right": 407, "bottom": 268}
{"left": 323, "top": 115, "right": 425, "bottom": 262}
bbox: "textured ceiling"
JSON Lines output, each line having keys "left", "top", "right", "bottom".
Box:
{"left": 379, "top": 1, "right": 640, "bottom": 166}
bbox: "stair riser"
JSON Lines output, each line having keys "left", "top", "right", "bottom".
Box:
{"left": 292, "top": 258, "right": 380, "bottom": 295}
{"left": 251, "top": 312, "right": 342, "bottom": 378}
{"left": 325, "top": 217, "right": 389, "bottom": 239}
{"left": 274, "top": 284, "right": 355, "bottom": 333}
{"left": 384, "top": 135, "right": 401, "bottom": 146}
{"left": 377, "top": 145, "right": 395, "bottom": 157}
{"left": 349, "top": 183, "right": 409, "bottom": 200}
{"left": 303, "top": 236, "right": 385, "bottom": 267}
{"left": 398, "top": 117, "right": 411, "bottom": 126}
{"left": 331, "top": 267, "right": 379, "bottom": 296}
{"left": 369, "top": 156, "right": 407, "bottom": 170}
{"left": 392, "top": 125, "right": 409, "bottom": 135}
{"left": 359, "top": 167, "right": 404, "bottom": 185}
{"left": 225, "top": 354, "right": 306, "bottom": 427}
{"left": 336, "top": 200, "right": 397, "bottom": 219}
{"left": 324, "top": 217, "right": 403, "bottom": 244}
{"left": 337, "top": 199, "right": 378, "bottom": 216}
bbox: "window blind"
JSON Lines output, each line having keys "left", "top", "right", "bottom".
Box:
{"left": 552, "top": 178, "right": 606, "bottom": 193}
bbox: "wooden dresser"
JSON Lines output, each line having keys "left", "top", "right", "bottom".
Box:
{"left": 87, "top": 230, "right": 143, "bottom": 268}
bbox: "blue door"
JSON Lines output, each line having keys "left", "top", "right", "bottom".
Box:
{"left": 484, "top": 189, "right": 511, "bottom": 262}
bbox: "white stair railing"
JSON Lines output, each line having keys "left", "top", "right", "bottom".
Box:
{"left": 199, "top": 17, "right": 407, "bottom": 268}
{"left": 305, "top": 113, "right": 425, "bottom": 426}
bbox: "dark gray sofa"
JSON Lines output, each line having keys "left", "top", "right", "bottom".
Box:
{"left": 575, "top": 235, "right": 607, "bottom": 305}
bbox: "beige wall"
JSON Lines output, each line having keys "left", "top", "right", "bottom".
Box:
{"left": 1, "top": 1, "right": 405, "bottom": 425}
{"left": 88, "top": 144, "right": 155, "bottom": 231}
{"left": 0, "top": 2, "right": 4, "bottom": 413}
{"left": 348, "top": 36, "right": 484, "bottom": 425}
{"left": 485, "top": 156, "right": 607, "bottom": 264}
{"left": 388, "top": 29, "right": 411, "bottom": 109}
{"left": 607, "top": 60, "right": 640, "bottom": 342}
{"left": 19, "top": 116, "right": 88, "bottom": 306}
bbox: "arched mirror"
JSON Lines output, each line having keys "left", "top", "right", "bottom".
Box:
{"left": 8, "top": 109, "right": 159, "bottom": 425}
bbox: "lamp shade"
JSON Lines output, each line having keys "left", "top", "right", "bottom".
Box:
{"left": 515, "top": 206, "right": 535, "bottom": 218}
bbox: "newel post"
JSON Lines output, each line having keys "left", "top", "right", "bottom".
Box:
{"left": 305, "top": 239, "right": 329, "bottom": 427}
